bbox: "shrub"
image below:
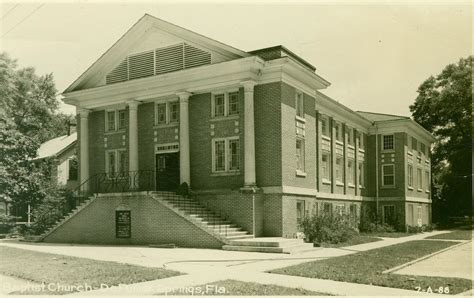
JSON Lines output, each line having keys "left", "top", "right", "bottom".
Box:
{"left": 0, "top": 214, "right": 19, "bottom": 234}
{"left": 30, "top": 188, "right": 73, "bottom": 235}
{"left": 301, "top": 213, "right": 358, "bottom": 245}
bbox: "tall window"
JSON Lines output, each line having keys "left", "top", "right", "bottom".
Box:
{"left": 228, "top": 139, "right": 240, "bottom": 171}
{"left": 335, "top": 122, "right": 342, "bottom": 141}
{"left": 321, "top": 151, "right": 330, "bottom": 181}
{"left": 347, "top": 159, "right": 354, "bottom": 185}
{"left": 106, "top": 111, "right": 116, "bottom": 131}
{"left": 358, "top": 162, "right": 364, "bottom": 187}
{"left": 212, "top": 137, "right": 240, "bottom": 173}
{"left": 296, "top": 200, "right": 305, "bottom": 228}
{"left": 228, "top": 92, "right": 239, "bottom": 115}
{"left": 335, "top": 204, "right": 345, "bottom": 216}
{"left": 335, "top": 156, "right": 343, "bottom": 183}
{"left": 357, "top": 132, "right": 365, "bottom": 149}
{"left": 213, "top": 94, "right": 225, "bottom": 117}
{"left": 349, "top": 204, "right": 357, "bottom": 219}
{"left": 169, "top": 102, "right": 179, "bottom": 123}
{"left": 408, "top": 163, "right": 414, "bottom": 188}
{"left": 118, "top": 110, "right": 126, "bottom": 130}
{"left": 321, "top": 116, "right": 329, "bottom": 137}
{"left": 68, "top": 157, "right": 78, "bottom": 181}
{"left": 296, "top": 91, "right": 304, "bottom": 118}
{"left": 382, "top": 164, "right": 395, "bottom": 186}
{"left": 106, "top": 149, "right": 127, "bottom": 177}
{"left": 212, "top": 91, "right": 240, "bottom": 118}
{"left": 407, "top": 136, "right": 412, "bottom": 152}
{"left": 296, "top": 138, "right": 305, "bottom": 172}
{"left": 156, "top": 103, "right": 167, "bottom": 124}
{"left": 383, "top": 135, "right": 394, "bottom": 150}
{"left": 347, "top": 127, "right": 354, "bottom": 146}
{"left": 323, "top": 202, "right": 332, "bottom": 214}
{"left": 417, "top": 168, "right": 423, "bottom": 190}
{"left": 412, "top": 137, "right": 417, "bottom": 152}
{"left": 420, "top": 143, "right": 426, "bottom": 156}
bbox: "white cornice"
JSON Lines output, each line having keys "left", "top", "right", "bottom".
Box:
{"left": 369, "top": 120, "right": 435, "bottom": 144}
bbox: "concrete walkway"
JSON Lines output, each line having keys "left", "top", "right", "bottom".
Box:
{"left": 395, "top": 240, "right": 473, "bottom": 280}
{"left": 0, "top": 231, "right": 456, "bottom": 296}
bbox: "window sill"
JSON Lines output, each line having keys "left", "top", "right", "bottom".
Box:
{"left": 322, "top": 179, "right": 331, "bottom": 185}
{"left": 322, "top": 135, "right": 331, "bottom": 142}
{"left": 358, "top": 148, "right": 365, "bottom": 153}
{"left": 211, "top": 171, "right": 240, "bottom": 177}
{"left": 382, "top": 149, "right": 395, "bottom": 153}
{"left": 210, "top": 114, "right": 239, "bottom": 122}
{"left": 348, "top": 145, "right": 355, "bottom": 150}
{"left": 336, "top": 181, "right": 344, "bottom": 186}
{"left": 425, "top": 190, "right": 430, "bottom": 193}
{"left": 407, "top": 151, "right": 413, "bottom": 156}
{"left": 295, "top": 115, "right": 306, "bottom": 123}
{"left": 104, "top": 129, "right": 126, "bottom": 136}
{"left": 417, "top": 188, "right": 423, "bottom": 192}
{"left": 381, "top": 185, "right": 395, "bottom": 189}
{"left": 154, "top": 122, "right": 178, "bottom": 129}
{"left": 348, "top": 183, "right": 355, "bottom": 188}
{"left": 335, "top": 140, "right": 344, "bottom": 146}
{"left": 408, "top": 186, "right": 414, "bottom": 190}
{"left": 296, "top": 170, "right": 307, "bottom": 177}
{"left": 358, "top": 185, "right": 364, "bottom": 189}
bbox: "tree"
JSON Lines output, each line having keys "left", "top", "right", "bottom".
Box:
{"left": 410, "top": 56, "right": 472, "bottom": 222}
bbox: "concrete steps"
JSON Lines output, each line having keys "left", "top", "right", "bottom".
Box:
{"left": 222, "top": 237, "right": 315, "bottom": 254}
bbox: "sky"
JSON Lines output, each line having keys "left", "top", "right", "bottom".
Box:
{"left": 0, "top": 0, "right": 471, "bottom": 116}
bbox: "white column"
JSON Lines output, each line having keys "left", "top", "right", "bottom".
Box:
{"left": 128, "top": 100, "right": 139, "bottom": 173}
{"left": 78, "top": 108, "right": 90, "bottom": 190}
{"left": 241, "top": 80, "right": 257, "bottom": 187}
{"left": 177, "top": 92, "right": 191, "bottom": 187}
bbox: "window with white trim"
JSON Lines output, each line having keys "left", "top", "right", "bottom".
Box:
{"left": 335, "top": 156, "right": 343, "bottom": 183}
{"left": 321, "top": 151, "right": 330, "bottom": 181}
{"left": 335, "top": 122, "right": 342, "bottom": 142}
{"left": 382, "top": 135, "right": 394, "bottom": 150}
{"left": 335, "top": 204, "right": 345, "bottom": 216}
{"left": 382, "top": 164, "right": 395, "bottom": 186}
{"left": 358, "top": 161, "right": 365, "bottom": 187}
{"left": 155, "top": 101, "right": 179, "bottom": 125}
{"left": 408, "top": 163, "right": 414, "bottom": 188}
{"left": 347, "top": 159, "right": 354, "bottom": 185}
{"left": 295, "top": 91, "right": 304, "bottom": 118}
{"left": 105, "top": 109, "right": 126, "bottom": 132}
{"left": 296, "top": 138, "right": 305, "bottom": 172}
{"left": 347, "top": 127, "right": 354, "bottom": 146}
{"left": 417, "top": 168, "right": 423, "bottom": 190}
{"left": 212, "top": 137, "right": 240, "bottom": 173}
{"left": 349, "top": 204, "right": 357, "bottom": 219}
{"left": 105, "top": 149, "right": 127, "bottom": 177}
{"left": 211, "top": 90, "right": 240, "bottom": 118}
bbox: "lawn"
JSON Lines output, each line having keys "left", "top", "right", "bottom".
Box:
{"left": 271, "top": 240, "right": 472, "bottom": 294}
{"left": 0, "top": 246, "right": 181, "bottom": 295}
{"left": 167, "top": 279, "right": 329, "bottom": 296}
{"left": 318, "top": 235, "right": 381, "bottom": 248}
{"left": 425, "top": 230, "right": 472, "bottom": 240}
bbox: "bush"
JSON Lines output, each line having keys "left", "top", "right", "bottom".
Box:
{"left": 30, "top": 188, "right": 73, "bottom": 235}
{"left": 406, "top": 224, "right": 435, "bottom": 233}
{"left": 301, "top": 213, "right": 358, "bottom": 245}
{"left": 0, "top": 214, "right": 19, "bottom": 234}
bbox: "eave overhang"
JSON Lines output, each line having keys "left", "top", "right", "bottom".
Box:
{"left": 369, "top": 119, "right": 435, "bottom": 144}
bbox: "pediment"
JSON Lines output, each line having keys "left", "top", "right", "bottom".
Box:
{"left": 65, "top": 14, "right": 249, "bottom": 93}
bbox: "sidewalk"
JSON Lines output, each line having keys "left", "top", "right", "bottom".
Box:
{"left": 0, "top": 230, "right": 455, "bottom": 296}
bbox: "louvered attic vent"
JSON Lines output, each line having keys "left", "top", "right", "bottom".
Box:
{"left": 105, "top": 43, "right": 212, "bottom": 85}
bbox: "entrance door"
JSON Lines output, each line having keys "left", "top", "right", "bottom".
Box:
{"left": 155, "top": 152, "right": 180, "bottom": 191}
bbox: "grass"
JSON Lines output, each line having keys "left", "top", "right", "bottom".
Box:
{"left": 166, "top": 279, "right": 329, "bottom": 296}
{"left": 425, "top": 230, "right": 472, "bottom": 240}
{"left": 0, "top": 246, "right": 181, "bottom": 295}
{"left": 271, "top": 240, "right": 472, "bottom": 294}
{"left": 318, "top": 235, "right": 381, "bottom": 248}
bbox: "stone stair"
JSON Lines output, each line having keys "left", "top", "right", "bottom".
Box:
{"left": 153, "top": 192, "right": 254, "bottom": 242}
{"left": 35, "top": 196, "right": 96, "bottom": 242}
{"left": 222, "top": 237, "right": 315, "bottom": 254}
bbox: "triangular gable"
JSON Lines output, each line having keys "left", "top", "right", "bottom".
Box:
{"left": 64, "top": 14, "right": 249, "bottom": 93}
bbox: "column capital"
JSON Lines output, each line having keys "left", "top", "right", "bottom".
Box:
{"left": 127, "top": 100, "right": 140, "bottom": 110}
{"left": 176, "top": 91, "right": 192, "bottom": 102}
{"left": 77, "top": 108, "right": 90, "bottom": 118}
{"left": 240, "top": 80, "right": 257, "bottom": 91}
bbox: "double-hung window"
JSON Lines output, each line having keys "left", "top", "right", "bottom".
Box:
{"left": 347, "top": 127, "right": 354, "bottom": 146}
{"left": 296, "top": 138, "right": 305, "bottom": 173}
{"left": 296, "top": 91, "right": 304, "bottom": 118}
{"left": 382, "top": 164, "right": 395, "bottom": 187}
{"left": 321, "top": 151, "right": 331, "bottom": 182}
{"left": 358, "top": 161, "right": 364, "bottom": 187}
{"left": 425, "top": 171, "right": 430, "bottom": 191}
{"left": 408, "top": 163, "right": 414, "bottom": 188}
{"left": 105, "top": 109, "right": 126, "bottom": 132}
{"left": 155, "top": 101, "right": 179, "bottom": 125}
{"left": 106, "top": 149, "right": 127, "bottom": 177}
{"left": 212, "top": 91, "right": 240, "bottom": 118}
{"left": 335, "top": 122, "right": 342, "bottom": 142}
{"left": 321, "top": 116, "right": 329, "bottom": 137}
{"left": 383, "top": 135, "right": 394, "bottom": 151}
{"left": 417, "top": 168, "right": 423, "bottom": 190}
{"left": 335, "top": 156, "right": 343, "bottom": 184}
{"left": 212, "top": 137, "right": 240, "bottom": 173}
{"left": 347, "top": 159, "right": 354, "bottom": 185}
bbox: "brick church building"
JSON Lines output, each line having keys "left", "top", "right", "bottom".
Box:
{"left": 40, "top": 15, "right": 434, "bottom": 250}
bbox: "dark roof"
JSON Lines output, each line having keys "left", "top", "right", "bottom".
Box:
{"left": 249, "top": 45, "right": 316, "bottom": 72}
